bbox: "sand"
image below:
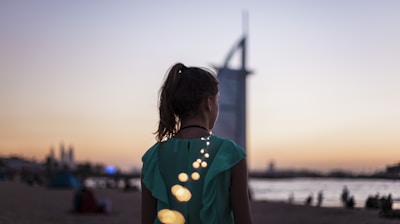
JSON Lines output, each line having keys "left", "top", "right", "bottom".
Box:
{"left": 0, "top": 181, "right": 398, "bottom": 224}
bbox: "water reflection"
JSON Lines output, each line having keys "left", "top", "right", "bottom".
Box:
{"left": 250, "top": 178, "right": 400, "bottom": 209}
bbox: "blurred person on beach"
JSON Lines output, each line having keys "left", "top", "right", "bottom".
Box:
{"left": 73, "top": 186, "right": 111, "bottom": 214}
{"left": 141, "top": 63, "right": 253, "bottom": 223}
{"left": 317, "top": 190, "right": 323, "bottom": 207}
{"left": 341, "top": 185, "right": 349, "bottom": 206}
{"left": 346, "top": 196, "right": 355, "bottom": 209}
{"left": 73, "top": 186, "right": 97, "bottom": 213}
{"left": 288, "top": 192, "right": 295, "bottom": 204}
{"left": 305, "top": 194, "right": 313, "bottom": 206}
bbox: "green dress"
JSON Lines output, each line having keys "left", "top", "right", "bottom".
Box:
{"left": 142, "top": 135, "right": 246, "bottom": 224}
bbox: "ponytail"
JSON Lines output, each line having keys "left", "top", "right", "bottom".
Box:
{"left": 155, "top": 63, "right": 186, "bottom": 141}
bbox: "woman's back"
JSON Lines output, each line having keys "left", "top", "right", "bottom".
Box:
{"left": 142, "top": 135, "right": 246, "bottom": 223}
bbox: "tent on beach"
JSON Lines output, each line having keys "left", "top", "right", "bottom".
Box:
{"left": 47, "top": 171, "right": 81, "bottom": 188}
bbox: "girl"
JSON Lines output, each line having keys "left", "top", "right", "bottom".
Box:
{"left": 141, "top": 63, "right": 252, "bottom": 224}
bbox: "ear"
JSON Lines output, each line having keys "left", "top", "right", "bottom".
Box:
{"left": 206, "top": 96, "right": 213, "bottom": 111}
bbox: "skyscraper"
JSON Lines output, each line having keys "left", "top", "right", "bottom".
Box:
{"left": 67, "top": 145, "right": 75, "bottom": 169}
{"left": 213, "top": 35, "right": 252, "bottom": 150}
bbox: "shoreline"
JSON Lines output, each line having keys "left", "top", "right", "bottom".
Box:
{"left": 1, "top": 181, "right": 399, "bottom": 224}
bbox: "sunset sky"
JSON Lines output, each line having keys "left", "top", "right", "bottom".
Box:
{"left": 1, "top": 1, "right": 399, "bottom": 173}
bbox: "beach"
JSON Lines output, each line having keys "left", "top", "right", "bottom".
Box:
{"left": 0, "top": 181, "right": 398, "bottom": 224}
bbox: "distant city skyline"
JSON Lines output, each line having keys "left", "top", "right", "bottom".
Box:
{"left": 1, "top": 1, "right": 399, "bottom": 173}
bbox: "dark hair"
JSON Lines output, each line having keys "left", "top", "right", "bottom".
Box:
{"left": 155, "top": 63, "right": 219, "bottom": 142}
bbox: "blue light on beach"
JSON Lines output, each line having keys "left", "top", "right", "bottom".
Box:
{"left": 105, "top": 166, "right": 117, "bottom": 174}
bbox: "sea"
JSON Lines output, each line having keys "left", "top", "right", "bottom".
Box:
{"left": 86, "top": 177, "right": 400, "bottom": 209}
{"left": 249, "top": 177, "right": 400, "bottom": 209}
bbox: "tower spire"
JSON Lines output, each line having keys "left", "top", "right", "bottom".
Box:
{"left": 242, "top": 10, "right": 248, "bottom": 70}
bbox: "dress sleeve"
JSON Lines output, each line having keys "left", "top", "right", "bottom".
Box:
{"left": 142, "top": 144, "right": 169, "bottom": 208}
{"left": 200, "top": 139, "right": 246, "bottom": 223}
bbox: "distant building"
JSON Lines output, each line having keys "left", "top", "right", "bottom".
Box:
{"left": 267, "top": 161, "right": 276, "bottom": 174}
{"left": 213, "top": 14, "right": 252, "bottom": 151}
{"left": 48, "top": 142, "right": 75, "bottom": 170}
{"left": 46, "top": 146, "right": 57, "bottom": 170}
{"left": 1, "top": 157, "right": 43, "bottom": 172}
{"left": 49, "top": 147, "right": 55, "bottom": 161}
{"left": 60, "top": 142, "right": 66, "bottom": 165}
{"left": 386, "top": 163, "right": 400, "bottom": 177}
{"left": 67, "top": 145, "right": 75, "bottom": 169}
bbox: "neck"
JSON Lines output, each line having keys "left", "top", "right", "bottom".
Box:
{"left": 180, "top": 124, "right": 209, "bottom": 132}
{"left": 175, "top": 121, "right": 211, "bottom": 139}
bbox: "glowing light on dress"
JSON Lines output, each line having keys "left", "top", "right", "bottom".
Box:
{"left": 171, "top": 184, "right": 192, "bottom": 202}
{"left": 191, "top": 172, "right": 200, "bottom": 181}
{"left": 157, "top": 209, "right": 185, "bottom": 224}
{"left": 178, "top": 173, "right": 188, "bottom": 182}
{"left": 192, "top": 161, "right": 200, "bottom": 169}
